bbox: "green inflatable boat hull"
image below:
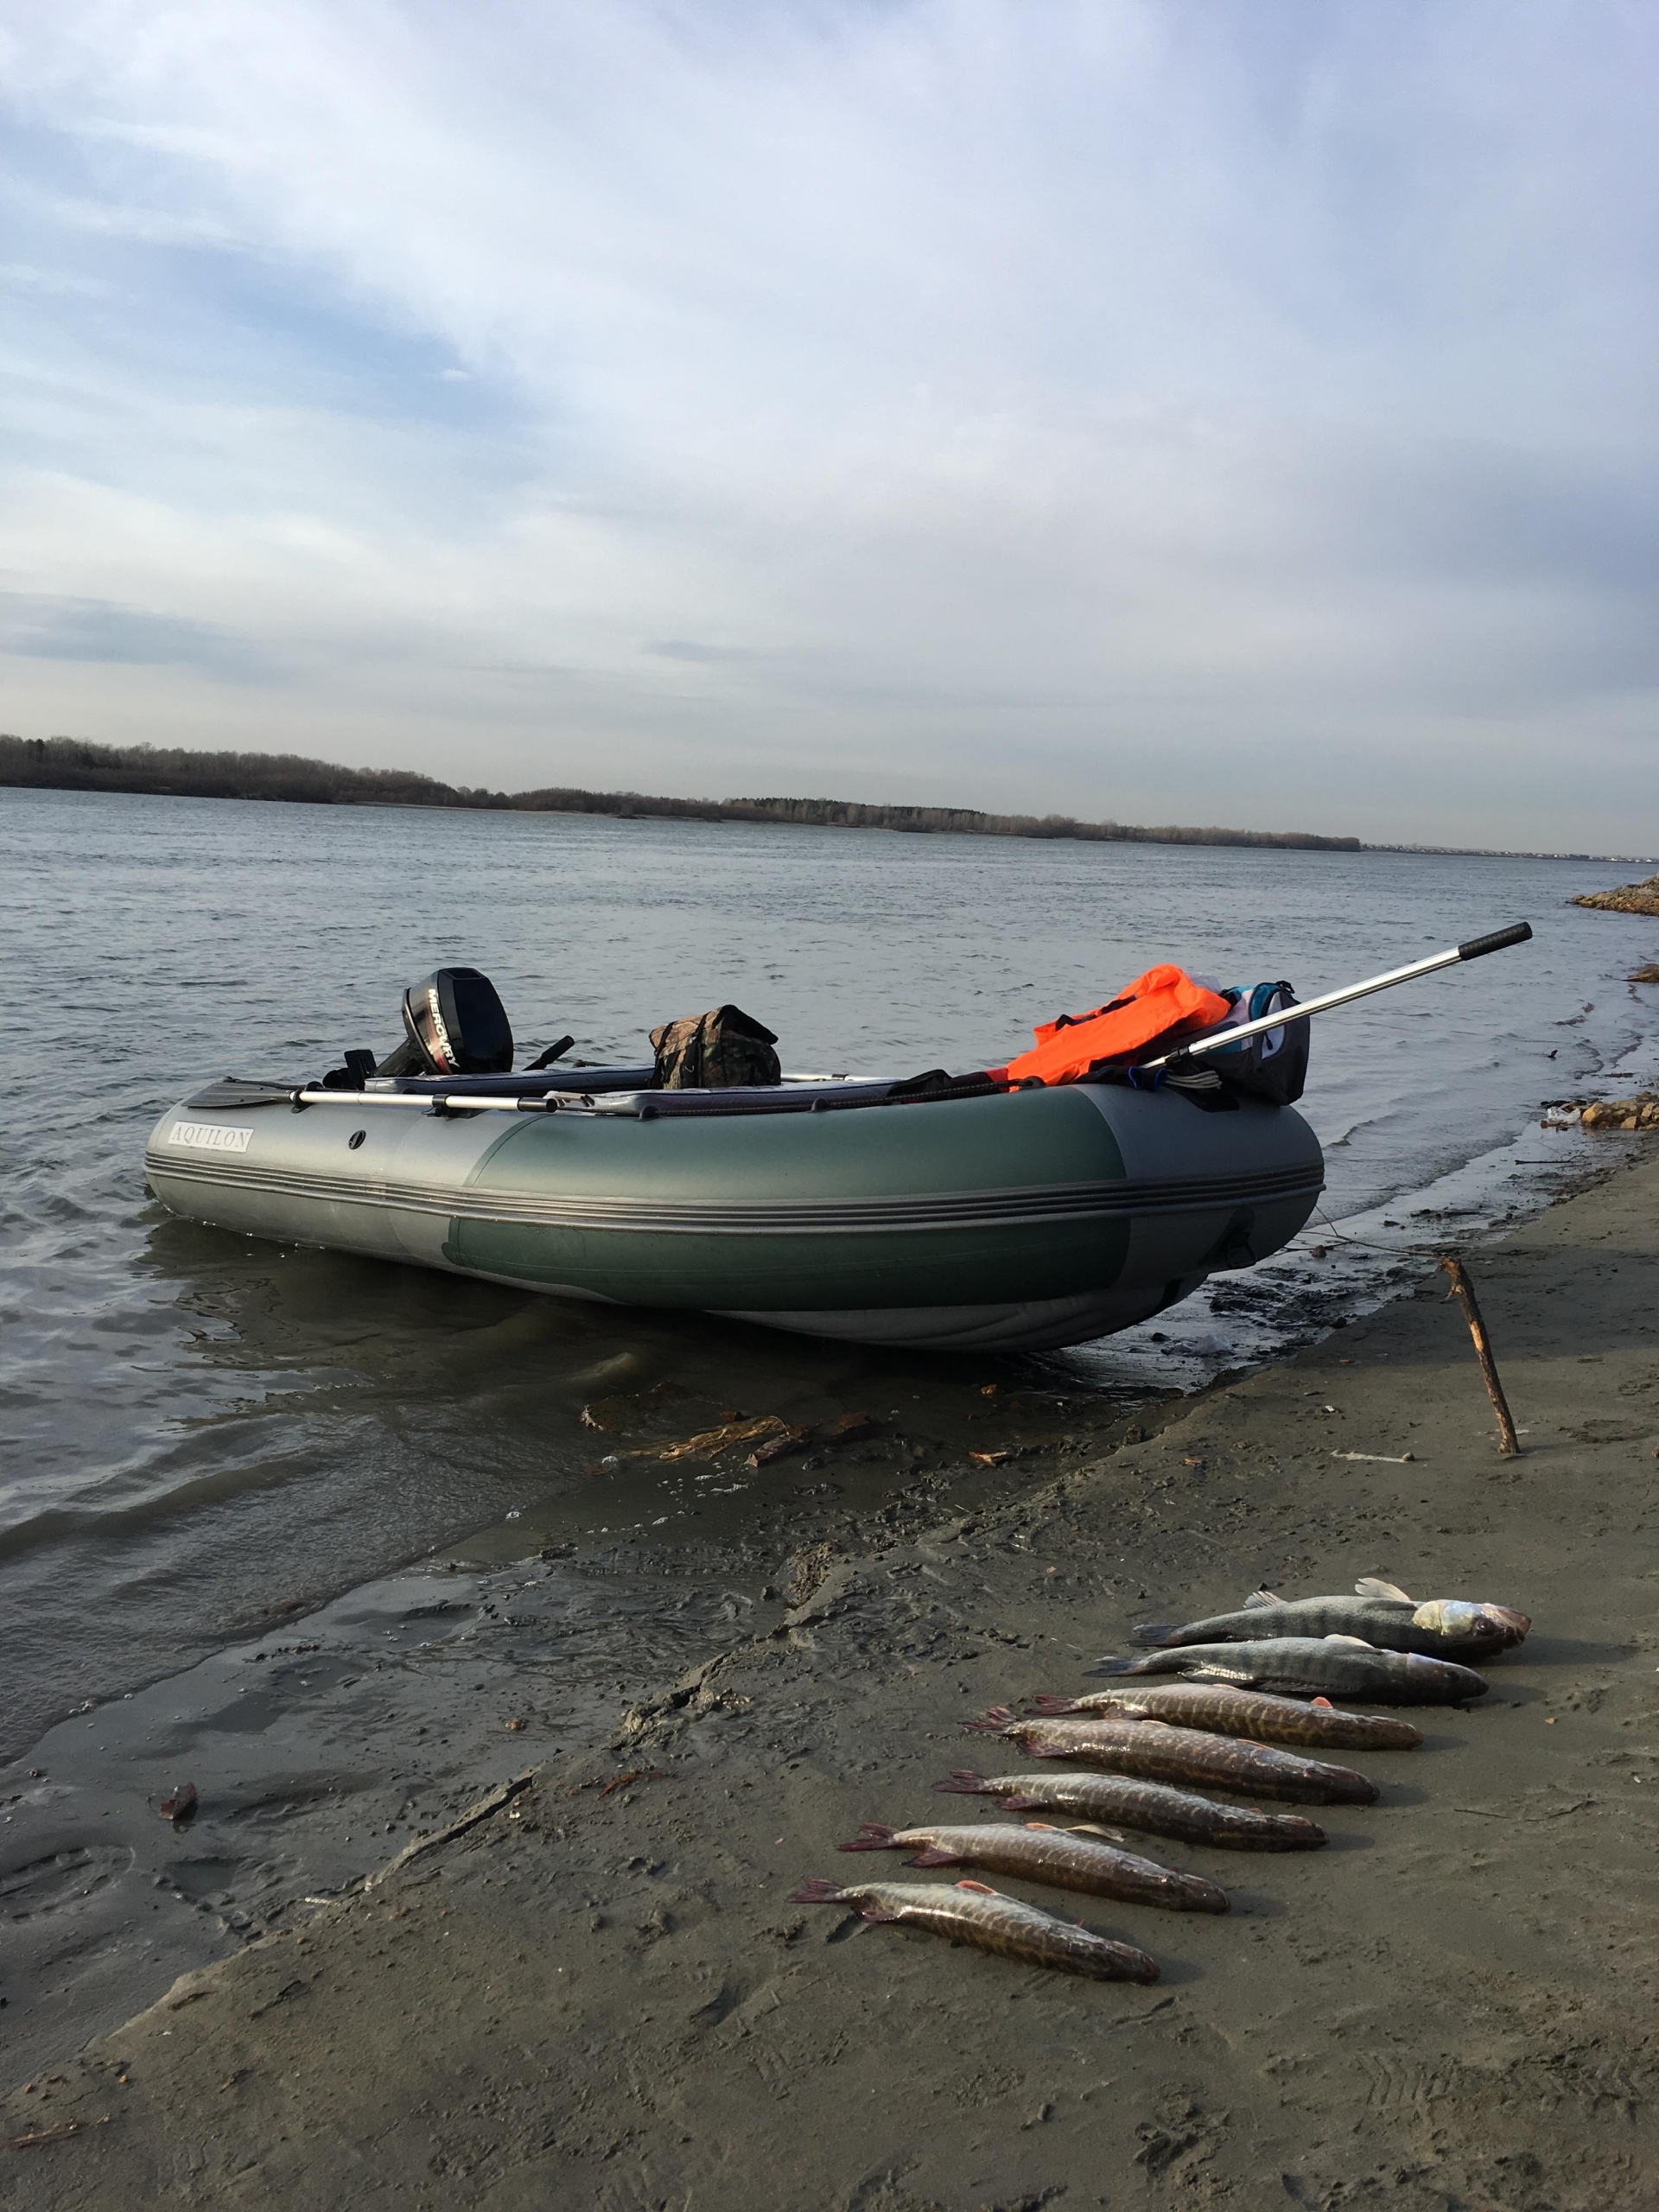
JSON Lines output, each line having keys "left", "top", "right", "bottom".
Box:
{"left": 145, "top": 1080, "right": 1323, "bottom": 1351}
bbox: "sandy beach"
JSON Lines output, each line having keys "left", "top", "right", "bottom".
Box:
{"left": 6, "top": 1143, "right": 1657, "bottom": 2210}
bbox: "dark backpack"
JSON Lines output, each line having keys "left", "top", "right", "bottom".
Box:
{"left": 1202, "top": 982, "right": 1308, "bottom": 1104}
{"left": 649, "top": 1005, "right": 781, "bottom": 1090}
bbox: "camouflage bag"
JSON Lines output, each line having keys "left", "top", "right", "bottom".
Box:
{"left": 649, "top": 1005, "right": 781, "bottom": 1090}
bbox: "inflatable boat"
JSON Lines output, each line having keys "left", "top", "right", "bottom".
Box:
{"left": 144, "top": 968, "right": 1324, "bottom": 1351}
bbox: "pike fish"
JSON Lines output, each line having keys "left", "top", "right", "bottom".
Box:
{"left": 1091, "top": 1637, "right": 1489, "bottom": 1705}
{"left": 936, "top": 1769, "right": 1327, "bottom": 1851}
{"left": 788, "top": 1875, "right": 1159, "bottom": 1981}
{"left": 1133, "top": 1578, "right": 1529, "bottom": 1657}
{"left": 839, "top": 1819, "right": 1229, "bottom": 1912}
{"left": 967, "top": 1706, "right": 1376, "bottom": 1804}
{"left": 1027, "top": 1682, "right": 1422, "bottom": 1751}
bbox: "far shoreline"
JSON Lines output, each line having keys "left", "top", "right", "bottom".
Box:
{"left": 3, "top": 742, "right": 1651, "bottom": 866}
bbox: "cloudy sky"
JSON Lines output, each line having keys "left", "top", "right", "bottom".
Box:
{"left": 2, "top": 1, "right": 1655, "bottom": 848}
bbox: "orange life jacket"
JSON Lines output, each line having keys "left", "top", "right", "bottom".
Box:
{"left": 993, "top": 965, "right": 1230, "bottom": 1087}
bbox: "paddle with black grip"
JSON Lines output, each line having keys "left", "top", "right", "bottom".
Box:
{"left": 1137, "top": 922, "right": 1534, "bottom": 1077}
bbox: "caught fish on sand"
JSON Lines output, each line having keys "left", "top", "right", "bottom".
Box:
{"left": 1027, "top": 1682, "right": 1423, "bottom": 1751}
{"left": 968, "top": 1707, "right": 1377, "bottom": 1805}
{"left": 838, "top": 1820, "right": 1229, "bottom": 1911}
{"left": 788, "top": 1876, "right": 1160, "bottom": 1981}
{"left": 1091, "top": 1637, "right": 1489, "bottom": 1705}
{"left": 936, "top": 1770, "right": 1327, "bottom": 1850}
{"left": 1132, "top": 1578, "right": 1529, "bottom": 1658}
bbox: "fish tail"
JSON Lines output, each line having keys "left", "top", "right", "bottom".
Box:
{"left": 788, "top": 1878, "right": 849, "bottom": 1905}
{"left": 932, "top": 1770, "right": 994, "bottom": 1795}
{"left": 1131, "top": 1624, "right": 1182, "bottom": 1646}
{"left": 1026, "top": 1694, "right": 1077, "bottom": 1713}
{"left": 837, "top": 1824, "right": 899, "bottom": 1852}
{"left": 962, "top": 1713, "right": 1015, "bottom": 1736}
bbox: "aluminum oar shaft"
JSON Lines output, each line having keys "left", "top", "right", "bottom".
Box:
{"left": 1137, "top": 921, "right": 1533, "bottom": 1072}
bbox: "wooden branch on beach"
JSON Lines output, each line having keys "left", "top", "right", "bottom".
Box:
{"left": 362, "top": 1770, "right": 535, "bottom": 1891}
{"left": 1439, "top": 1255, "right": 1522, "bottom": 1456}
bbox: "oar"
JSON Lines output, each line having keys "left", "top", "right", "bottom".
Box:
{"left": 1135, "top": 921, "right": 1533, "bottom": 1076}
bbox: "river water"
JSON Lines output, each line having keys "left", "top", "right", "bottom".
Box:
{"left": 4, "top": 785, "right": 1657, "bottom": 1755}
{"left": 3, "top": 786, "right": 1657, "bottom": 2070}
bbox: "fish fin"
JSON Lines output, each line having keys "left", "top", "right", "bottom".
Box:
{"left": 955, "top": 1879, "right": 998, "bottom": 1896}
{"left": 1131, "top": 1624, "right": 1181, "bottom": 1646}
{"left": 1324, "top": 1634, "right": 1378, "bottom": 1648}
{"left": 1086, "top": 1657, "right": 1139, "bottom": 1676}
{"left": 1023, "top": 1821, "right": 1058, "bottom": 1832}
{"left": 999, "top": 1792, "right": 1043, "bottom": 1809}
{"left": 962, "top": 1715, "right": 1013, "bottom": 1736}
{"left": 1356, "top": 1576, "right": 1412, "bottom": 1602}
{"left": 983, "top": 1704, "right": 1014, "bottom": 1724}
{"left": 1070, "top": 1823, "right": 1132, "bottom": 1844}
{"left": 1311, "top": 1696, "right": 1335, "bottom": 1710}
{"left": 857, "top": 1899, "right": 904, "bottom": 1923}
{"left": 1026, "top": 1745, "right": 1070, "bottom": 1758}
{"left": 906, "top": 1847, "right": 963, "bottom": 1867}
{"left": 1244, "top": 1588, "right": 1282, "bottom": 1607}
{"left": 788, "top": 1878, "right": 847, "bottom": 1904}
{"left": 933, "top": 1770, "right": 990, "bottom": 1794}
{"left": 1027, "top": 1694, "right": 1075, "bottom": 1713}
{"left": 837, "top": 1824, "right": 899, "bottom": 1853}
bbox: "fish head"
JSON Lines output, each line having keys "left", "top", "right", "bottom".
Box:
{"left": 1410, "top": 1599, "right": 1530, "bottom": 1648}
{"left": 1405, "top": 1653, "right": 1491, "bottom": 1697}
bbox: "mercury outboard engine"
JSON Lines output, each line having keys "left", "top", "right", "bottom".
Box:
{"left": 375, "top": 967, "right": 514, "bottom": 1077}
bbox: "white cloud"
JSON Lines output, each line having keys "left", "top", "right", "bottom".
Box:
{"left": 0, "top": 0, "right": 1655, "bottom": 845}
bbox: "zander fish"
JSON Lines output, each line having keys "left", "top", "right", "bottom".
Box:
{"left": 1132, "top": 1578, "right": 1529, "bottom": 1657}
{"left": 1090, "top": 1637, "right": 1489, "bottom": 1705}
{"left": 966, "top": 1707, "right": 1376, "bottom": 1804}
{"left": 935, "top": 1769, "right": 1327, "bottom": 1851}
{"left": 788, "top": 1875, "right": 1160, "bottom": 1981}
{"left": 1027, "top": 1682, "right": 1423, "bottom": 1751}
{"left": 838, "top": 1819, "right": 1229, "bottom": 1912}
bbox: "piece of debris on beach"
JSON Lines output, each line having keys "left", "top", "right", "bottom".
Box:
{"left": 637, "top": 1415, "right": 789, "bottom": 1461}
{"left": 748, "top": 1423, "right": 813, "bottom": 1468}
{"left": 158, "top": 1782, "right": 198, "bottom": 1823}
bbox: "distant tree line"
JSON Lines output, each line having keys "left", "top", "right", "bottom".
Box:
{"left": 0, "top": 733, "right": 1362, "bottom": 852}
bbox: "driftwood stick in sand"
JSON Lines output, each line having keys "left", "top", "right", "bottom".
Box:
{"left": 1440, "top": 1255, "right": 1521, "bottom": 1456}
{"left": 362, "top": 1771, "right": 535, "bottom": 1891}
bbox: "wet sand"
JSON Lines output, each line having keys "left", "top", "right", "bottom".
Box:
{"left": 5, "top": 1147, "right": 1658, "bottom": 2209}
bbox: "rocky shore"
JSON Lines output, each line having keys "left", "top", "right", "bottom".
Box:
{"left": 1571, "top": 873, "right": 1659, "bottom": 918}
{"left": 7, "top": 1150, "right": 1659, "bottom": 2210}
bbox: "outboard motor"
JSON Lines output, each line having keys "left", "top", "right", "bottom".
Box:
{"left": 375, "top": 968, "right": 514, "bottom": 1077}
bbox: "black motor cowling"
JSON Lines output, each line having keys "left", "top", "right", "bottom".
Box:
{"left": 376, "top": 967, "right": 514, "bottom": 1077}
